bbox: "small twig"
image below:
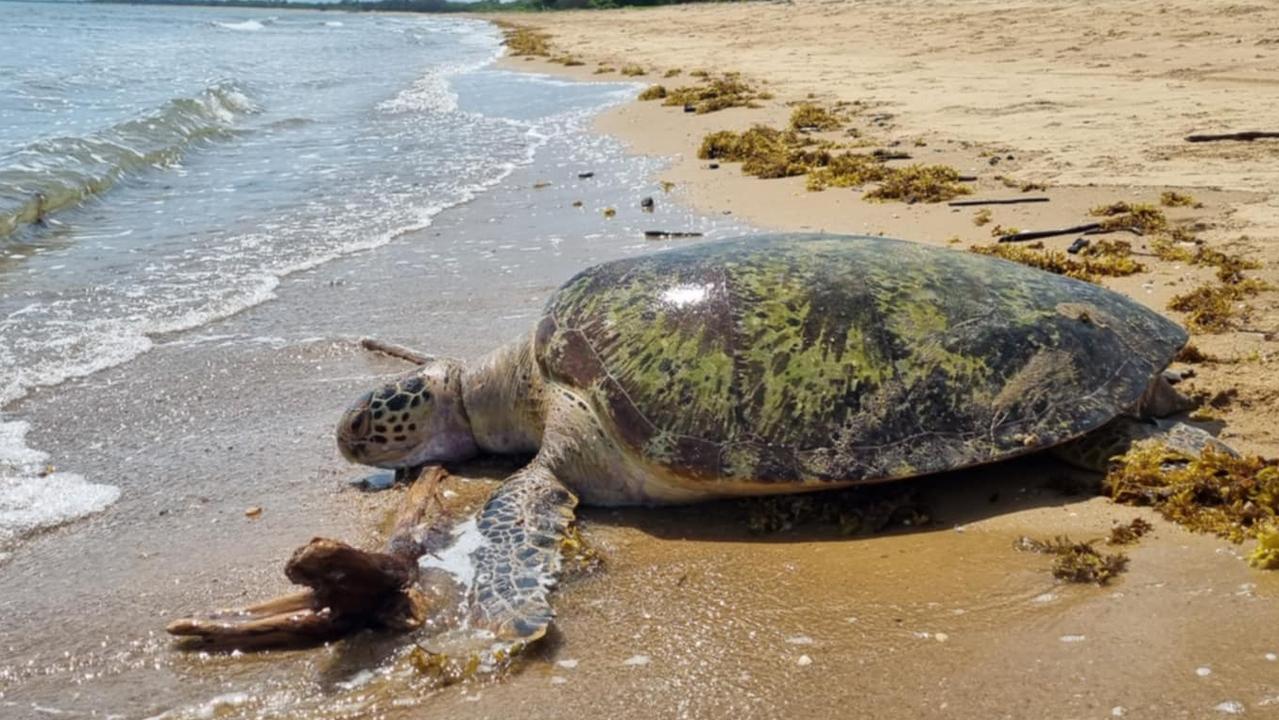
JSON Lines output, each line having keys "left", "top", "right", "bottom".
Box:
{"left": 1185, "top": 131, "right": 1279, "bottom": 143}
{"left": 949, "top": 197, "right": 1051, "bottom": 207}
{"left": 999, "top": 223, "right": 1102, "bottom": 243}
{"left": 359, "top": 337, "right": 433, "bottom": 365}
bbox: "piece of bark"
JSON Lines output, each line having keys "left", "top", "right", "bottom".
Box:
{"left": 1185, "top": 131, "right": 1279, "bottom": 143}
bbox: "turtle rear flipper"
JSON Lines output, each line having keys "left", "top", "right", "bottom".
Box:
{"left": 1054, "top": 416, "right": 1237, "bottom": 472}
{"left": 464, "top": 464, "right": 578, "bottom": 642}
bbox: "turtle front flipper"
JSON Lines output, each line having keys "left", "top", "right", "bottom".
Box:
{"left": 463, "top": 464, "right": 578, "bottom": 643}
{"left": 167, "top": 538, "right": 427, "bottom": 648}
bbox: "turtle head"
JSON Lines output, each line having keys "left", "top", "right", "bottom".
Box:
{"left": 336, "top": 358, "right": 478, "bottom": 469}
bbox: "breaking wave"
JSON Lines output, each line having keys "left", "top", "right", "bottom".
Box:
{"left": 0, "top": 81, "right": 256, "bottom": 239}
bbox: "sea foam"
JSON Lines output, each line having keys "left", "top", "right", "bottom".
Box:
{"left": 0, "top": 420, "right": 119, "bottom": 560}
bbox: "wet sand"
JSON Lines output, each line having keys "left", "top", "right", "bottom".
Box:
{"left": 4, "top": 7, "right": 1279, "bottom": 719}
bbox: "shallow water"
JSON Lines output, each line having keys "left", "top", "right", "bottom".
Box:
{"left": 0, "top": 2, "right": 655, "bottom": 558}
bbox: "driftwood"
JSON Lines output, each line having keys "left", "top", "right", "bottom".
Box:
{"left": 359, "top": 337, "right": 432, "bottom": 365}
{"left": 1185, "top": 131, "right": 1279, "bottom": 143}
{"left": 949, "top": 197, "right": 1051, "bottom": 207}
{"left": 872, "top": 149, "right": 912, "bottom": 161}
{"left": 999, "top": 222, "right": 1146, "bottom": 243}
{"left": 957, "top": 175, "right": 979, "bottom": 182}
{"left": 168, "top": 467, "right": 451, "bottom": 649}
{"left": 645, "top": 230, "right": 704, "bottom": 239}
{"left": 998, "top": 223, "right": 1103, "bottom": 243}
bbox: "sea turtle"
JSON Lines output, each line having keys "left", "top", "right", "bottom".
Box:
{"left": 169, "top": 233, "right": 1224, "bottom": 650}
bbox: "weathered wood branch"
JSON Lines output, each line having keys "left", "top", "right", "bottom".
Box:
{"left": 949, "top": 197, "right": 1051, "bottom": 207}
{"left": 1185, "top": 131, "right": 1279, "bottom": 143}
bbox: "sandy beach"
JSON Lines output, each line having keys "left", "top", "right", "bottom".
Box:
{"left": 494, "top": 0, "right": 1279, "bottom": 457}
{"left": 2, "top": 2, "right": 1278, "bottom": 718}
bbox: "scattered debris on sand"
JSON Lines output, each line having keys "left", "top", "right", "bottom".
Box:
{"left": 1106, "top": 443, "right": 1279, "bottom": 548}
{"left": 1014, "top": 535, "right": 1130, "bottom": 585}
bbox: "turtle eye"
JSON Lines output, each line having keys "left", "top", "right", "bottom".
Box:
{"left": 348, "top": 411, "right": 368, "bottom": 436}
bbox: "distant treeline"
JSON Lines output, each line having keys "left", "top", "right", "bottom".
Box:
{"left": 89, "top": 0, "right": 737, "bottom": 12}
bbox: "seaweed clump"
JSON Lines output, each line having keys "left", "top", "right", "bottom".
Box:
{"left": 1105, "top": 443, "right": 1279, "bottom": 545}
{"left": 1248, "top": 526, "right": 1279, "bottom": 569}
{"left": 698, "top": 126, "right": 832, "bottom": 179}
{"left": 864, "top": 164, "right": 972, "bottom": 203}
{"left": 804, "top": 152, "right": 889, "bottom": 191}
{"left": 638, "top": 85, "right": 667, "bottom": 101}
{"left": 620, "top": 64, "right": 647, "bottom": 77}
{"left": 789, "top": 103, "right": 843, "bottom": 132}
{"left": 968, "top": 243, "right": 1142, "bottom": 283}
{"left": 1167, "top": 277, "right": 1271, "bottom": 333}
{"left": 663, "top": 73, "right": 771, "bottom": 114}
{"left": 1090, "top": 202, "right": 1169, "bottom": 234}
{"left": 501, "top": 26, "right": 552, "bottom": 57}
{"left": 743, "top": 487, "right": 929, "bottom": 535}
{"left": 1160, "top": 190, "right": 1200, "bottom": 207}
{"left": 1107, "top": 517, "right": 1154, "bottom": 545}
{"left": 698, "top": 125, "right": 971, "bottom": 203}
{"left": 1014, "top": 536, "right": 1130, "bottom": 585}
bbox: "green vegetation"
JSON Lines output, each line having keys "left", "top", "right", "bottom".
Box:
{"left": 789, "top": 103, "right": 843, "bottom": 132}
{"left": 697, "top": 125, "right": 970, "bottom": 203}
{"left": 1160, "top": 190, "right": 1200, "bottom": 207}
{"left": 864, "top": 164, "right": 971, "bottom": 203}
{"left": 1107, "top": 517, "right": 1153, "bottom": 545}
{"left": 968, "top": 242, "right": 1143, "bottom": 284}
{"left": 662, "top": 73, "right": 772, "bottom": 113}
{"left": 638, "top": 85, "right": 668, "bottom": 101}
{"left": 698, "top": 126, "right": 831, "bottom": 179}
{"left": 805, "top": 153, "right": 889, "bottom": 191}
{"left": 1107, "top": 443, "right": 1279, "bottom": 546}
{"left": 1090, "top": 201, "right": 1169, "bottom": 234}
{"left": 1168, "top": 278, "right": 1271, "bottom": 333}
{"left": 1014, "top": 535, "right": 1130, "bottom": 585}
{"left": 1249, "top": 526, "right": 1279, "bottom": 569}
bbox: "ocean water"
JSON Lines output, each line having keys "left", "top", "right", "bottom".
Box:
{"left": 0, "top": 1, "right": 636, "bottom": 557}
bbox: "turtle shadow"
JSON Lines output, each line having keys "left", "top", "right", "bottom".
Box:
{"left": 582, "top": 454, "right": 1103, "bottom": 544}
